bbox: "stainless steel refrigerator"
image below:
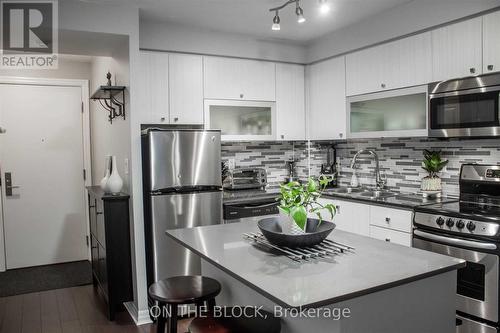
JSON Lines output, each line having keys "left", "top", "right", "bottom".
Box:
{"left": 141, "top": 128, "right": 222, "bottom": 288}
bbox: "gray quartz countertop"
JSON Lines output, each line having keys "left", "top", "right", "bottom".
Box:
{"left": 322, "top": 191, "right": 458, "bottom": 210}
{"left": 167, "top": 222, "right": 465, "bottom": 309}
{"left": 223, "top": 187, "right": 457, "bottom": 209}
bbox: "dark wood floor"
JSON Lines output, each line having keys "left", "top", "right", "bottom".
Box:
{"left": 0, "top": 285, "right": 192, "bottom": 333}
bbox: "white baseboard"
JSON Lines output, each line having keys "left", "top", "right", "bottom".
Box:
{"left": 124, "top": 301, "right": 152, "bottom": 326}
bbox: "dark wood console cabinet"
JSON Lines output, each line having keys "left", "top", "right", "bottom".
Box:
{"left": 87, "top": 186, "right": 133, "bottom": 320}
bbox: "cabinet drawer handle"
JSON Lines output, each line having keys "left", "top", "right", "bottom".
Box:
{"left": 339, "top": 133, "right": 343, "bottom": 138}
{"left": 281, "top": 134, "right": 285, "bottom": 139}
{"left": 470, "top": 67, "right": 476, "bottom": 74}
{"left": 240, "top": 93, "right": 244, "bottom": 99}
{"left": 160, "top": 117, "right": 166, "bottom": 122}
{"left": 381, "top": 83, "right": 386, "bottom": 89}
{"left": 96, "top": 211, "right": 103, "bottom": 215}
{"left": 385, "top": 238, "right": 391, "bottom": 242}
{"left": 385, "top": 217, "right": 391, "bottom": 223}
{"left": 89, "top": 205, "right": 96, "bottom": 208}
{"left": 173, "top": 117, "right": 179, "bottom": 122}
{"left": 488, "top": 65, "right": 494, "bottom": 71}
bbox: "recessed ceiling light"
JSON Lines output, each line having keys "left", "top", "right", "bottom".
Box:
{"left": 319, "top": 0, "right": 330, "bottom": 14}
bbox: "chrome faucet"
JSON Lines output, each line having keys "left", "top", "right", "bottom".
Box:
{"left": 350, "top": 149, "right": 386, "bottom": 190}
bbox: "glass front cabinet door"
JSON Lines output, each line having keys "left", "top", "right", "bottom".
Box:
{"left": 204, "top": 100, "right": 276, "bottom": 141}
{"left": 347, "top": 86, "right": 428, "bottom": 138}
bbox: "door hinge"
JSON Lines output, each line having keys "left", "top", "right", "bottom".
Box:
{"left": 83, "top": 169, "right": 86, "bottom": 181}
{"left": 86, "top": 235, "right": 89, "bottom": 247}
{"left": 81, "top": 101, "right": 84, "bottom": 113}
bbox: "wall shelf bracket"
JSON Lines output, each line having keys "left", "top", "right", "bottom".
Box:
{"left": 91, "top": 85, "right": 126, "bottom": 124}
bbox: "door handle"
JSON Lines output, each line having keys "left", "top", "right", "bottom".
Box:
{"left": 5, "top": 172, "right": 20, "bottom": 196}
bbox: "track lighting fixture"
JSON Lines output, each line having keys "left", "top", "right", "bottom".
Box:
{"left": 319, "top": 0, "right": 330, "bottom": 14}
{"left": 269, "top": 0, "right": 305, "bottom": 30}
{"left": 272, "top": 11, "right": 281, "bottom": 31}
{"left": 296, "top": 2, "right": 306, "bottom": 23}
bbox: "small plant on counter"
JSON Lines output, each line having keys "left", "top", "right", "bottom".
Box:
{"left": 421, "top": 150, "right": 448, "bottom": 192}
{"left": 278, "top": 176, "right": 336, "bottom": 231}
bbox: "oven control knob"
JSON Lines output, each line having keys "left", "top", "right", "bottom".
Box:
{"left": 446, "top": 218, "right": 455, "bottom": 228}
{"left": 466, "top": 221, "right": 476, "bottom": 232}
{"left": 436, "top": 217, "right": 445, "bottom": 226}
{"left": 456, "top": 220, "right": 465, "bottom": 229}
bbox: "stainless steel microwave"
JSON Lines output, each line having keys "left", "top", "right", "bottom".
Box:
{"left": 428, "top": 72, "right": 500, "bottom": 138}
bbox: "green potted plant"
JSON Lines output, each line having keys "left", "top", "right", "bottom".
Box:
{"left": 421, "top": 150, "right": 448, "bottom": 192}
{"left": 277, "top": 176, "right": 336, "bottom": 233}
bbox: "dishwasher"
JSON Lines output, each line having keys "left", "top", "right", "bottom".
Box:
{"left": 223, "top": 199, "right": 280, "bottom": 223}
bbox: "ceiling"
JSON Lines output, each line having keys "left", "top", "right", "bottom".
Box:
{"left": 137, "top": 0, "right": 415, "bottom": 44}
{"left": 76, "top": 0, "right": 415, "bottom": 44}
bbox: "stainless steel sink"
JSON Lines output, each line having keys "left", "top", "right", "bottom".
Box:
{"left": 329, "top": 187, "right": 364, "bottom": 194}
{"left": 358, "top": 190, "right": 397, "bottom": 200}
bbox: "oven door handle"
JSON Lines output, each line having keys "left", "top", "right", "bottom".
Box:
{"left": 414, "top": 230, "right": 497, "bottom": 250}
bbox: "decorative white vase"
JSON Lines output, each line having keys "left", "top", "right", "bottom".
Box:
{"left": 100, "top": 155, "right": 111, "bottom": 191}
{"left": 107, "top": 156, "right": 123, "bottom": 195}
{"left": 279, "top": 213, "right": 306, "bottom": 235}
{"left": 421, "top": 177, "right": 442, "bottom": 192}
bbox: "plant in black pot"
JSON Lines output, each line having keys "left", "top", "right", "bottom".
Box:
{"left": 258, "top": 176, "right": 337, "bottom": 248}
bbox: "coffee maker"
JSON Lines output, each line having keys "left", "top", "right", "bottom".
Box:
{"left": 320, "top": 145, "right": 338, "bottom": 187}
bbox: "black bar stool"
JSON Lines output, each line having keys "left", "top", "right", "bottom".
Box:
{"left": 148, "top": 276, "right": 222, "bottom": 333}
{"left": 188, "top": 307, "right": 281, "bottom": 333}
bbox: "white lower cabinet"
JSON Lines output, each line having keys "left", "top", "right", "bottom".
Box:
{"left": 312, "top": 198, "right": 413, "bottom": 246}
{"left": 312, "top": 198, "right": 369, "bottom": 236}
{"left": 369, "top": 226, "right": 412, "bottom": 247}
{"left": 369, "top": 206, "right": 412, "bottom": 233}
{"left": 369, "top": 206, "right": 413, "bottom": 247}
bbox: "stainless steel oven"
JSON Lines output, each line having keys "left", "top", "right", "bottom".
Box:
{"left": 429, "top": 72, "right": 500, "bottom": 138}
{"left": 413, "top": 230, "right": 499, "bottom": 331}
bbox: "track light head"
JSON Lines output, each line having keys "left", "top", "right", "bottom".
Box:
{"left": 319, "top": 0, "right": 330, "bottom": 14}
{"left": 296, "top": 2, "right": 306, "bottom": 23}
{"left": 272, "top": 11, "right": 281, "bottom": 31}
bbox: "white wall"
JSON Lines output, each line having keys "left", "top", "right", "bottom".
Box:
{"left": 307, "top": 0, "right": 500, "bottom": 62}
{"left": 0, "top": 55, "right": 91, "bottom": 80}
{"left": 90, "top": 52, "right": 131, "bottom": 191}
{"left": 59, "top": 0, "right": 150, "bottom": 324}
{"left": 140, "top": 20, "right": 308, "bottom": 64}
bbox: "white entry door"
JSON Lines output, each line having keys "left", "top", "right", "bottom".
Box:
{"left": 0, "top": 83, "right": 88, "bottom": 269}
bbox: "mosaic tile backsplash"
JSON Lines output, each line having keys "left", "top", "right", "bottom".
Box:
{"left": 222, "top": 137, "right": 500, "bottom": 196}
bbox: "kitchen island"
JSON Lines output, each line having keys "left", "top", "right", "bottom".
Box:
{"left": 167, "top": 222, "right": 465, "bottom": 333}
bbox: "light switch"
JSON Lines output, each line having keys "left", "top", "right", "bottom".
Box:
{"left": 124, "top": 158, "right": 129, "bottom": 175}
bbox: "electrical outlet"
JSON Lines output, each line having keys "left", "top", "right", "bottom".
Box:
{"left": 228, "top": 159, "right": 235, "bottom": 170}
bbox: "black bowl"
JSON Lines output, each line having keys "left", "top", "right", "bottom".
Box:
{"left": 257, "top": 217, "right": 336, "bottom": 248}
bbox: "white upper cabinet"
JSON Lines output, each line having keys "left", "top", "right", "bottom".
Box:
{"left": 169, "top": 54, "right": 204, "bottom": 125}
{"left": 276, "top": 64, "right": 306, "bottom": 141}
{"left": 204, "top": 57, "right": 276, "bottom": 101}
{"left": 483, "top": 11, "right": 500, "bottom": 74}
{"left": 138, "top": 51, "right": 169, "bottom": 124}
{"left": 306, "top": 56, "right": 346, "bottom": 140}
{"left": 346, "top": 33, "right": 432, "bottom": 96}
{"left": 346, "top": 45, "right": 384, "bottom": 96}
{"left": 432, "top": 18, "right": 483, "bottom": 81}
